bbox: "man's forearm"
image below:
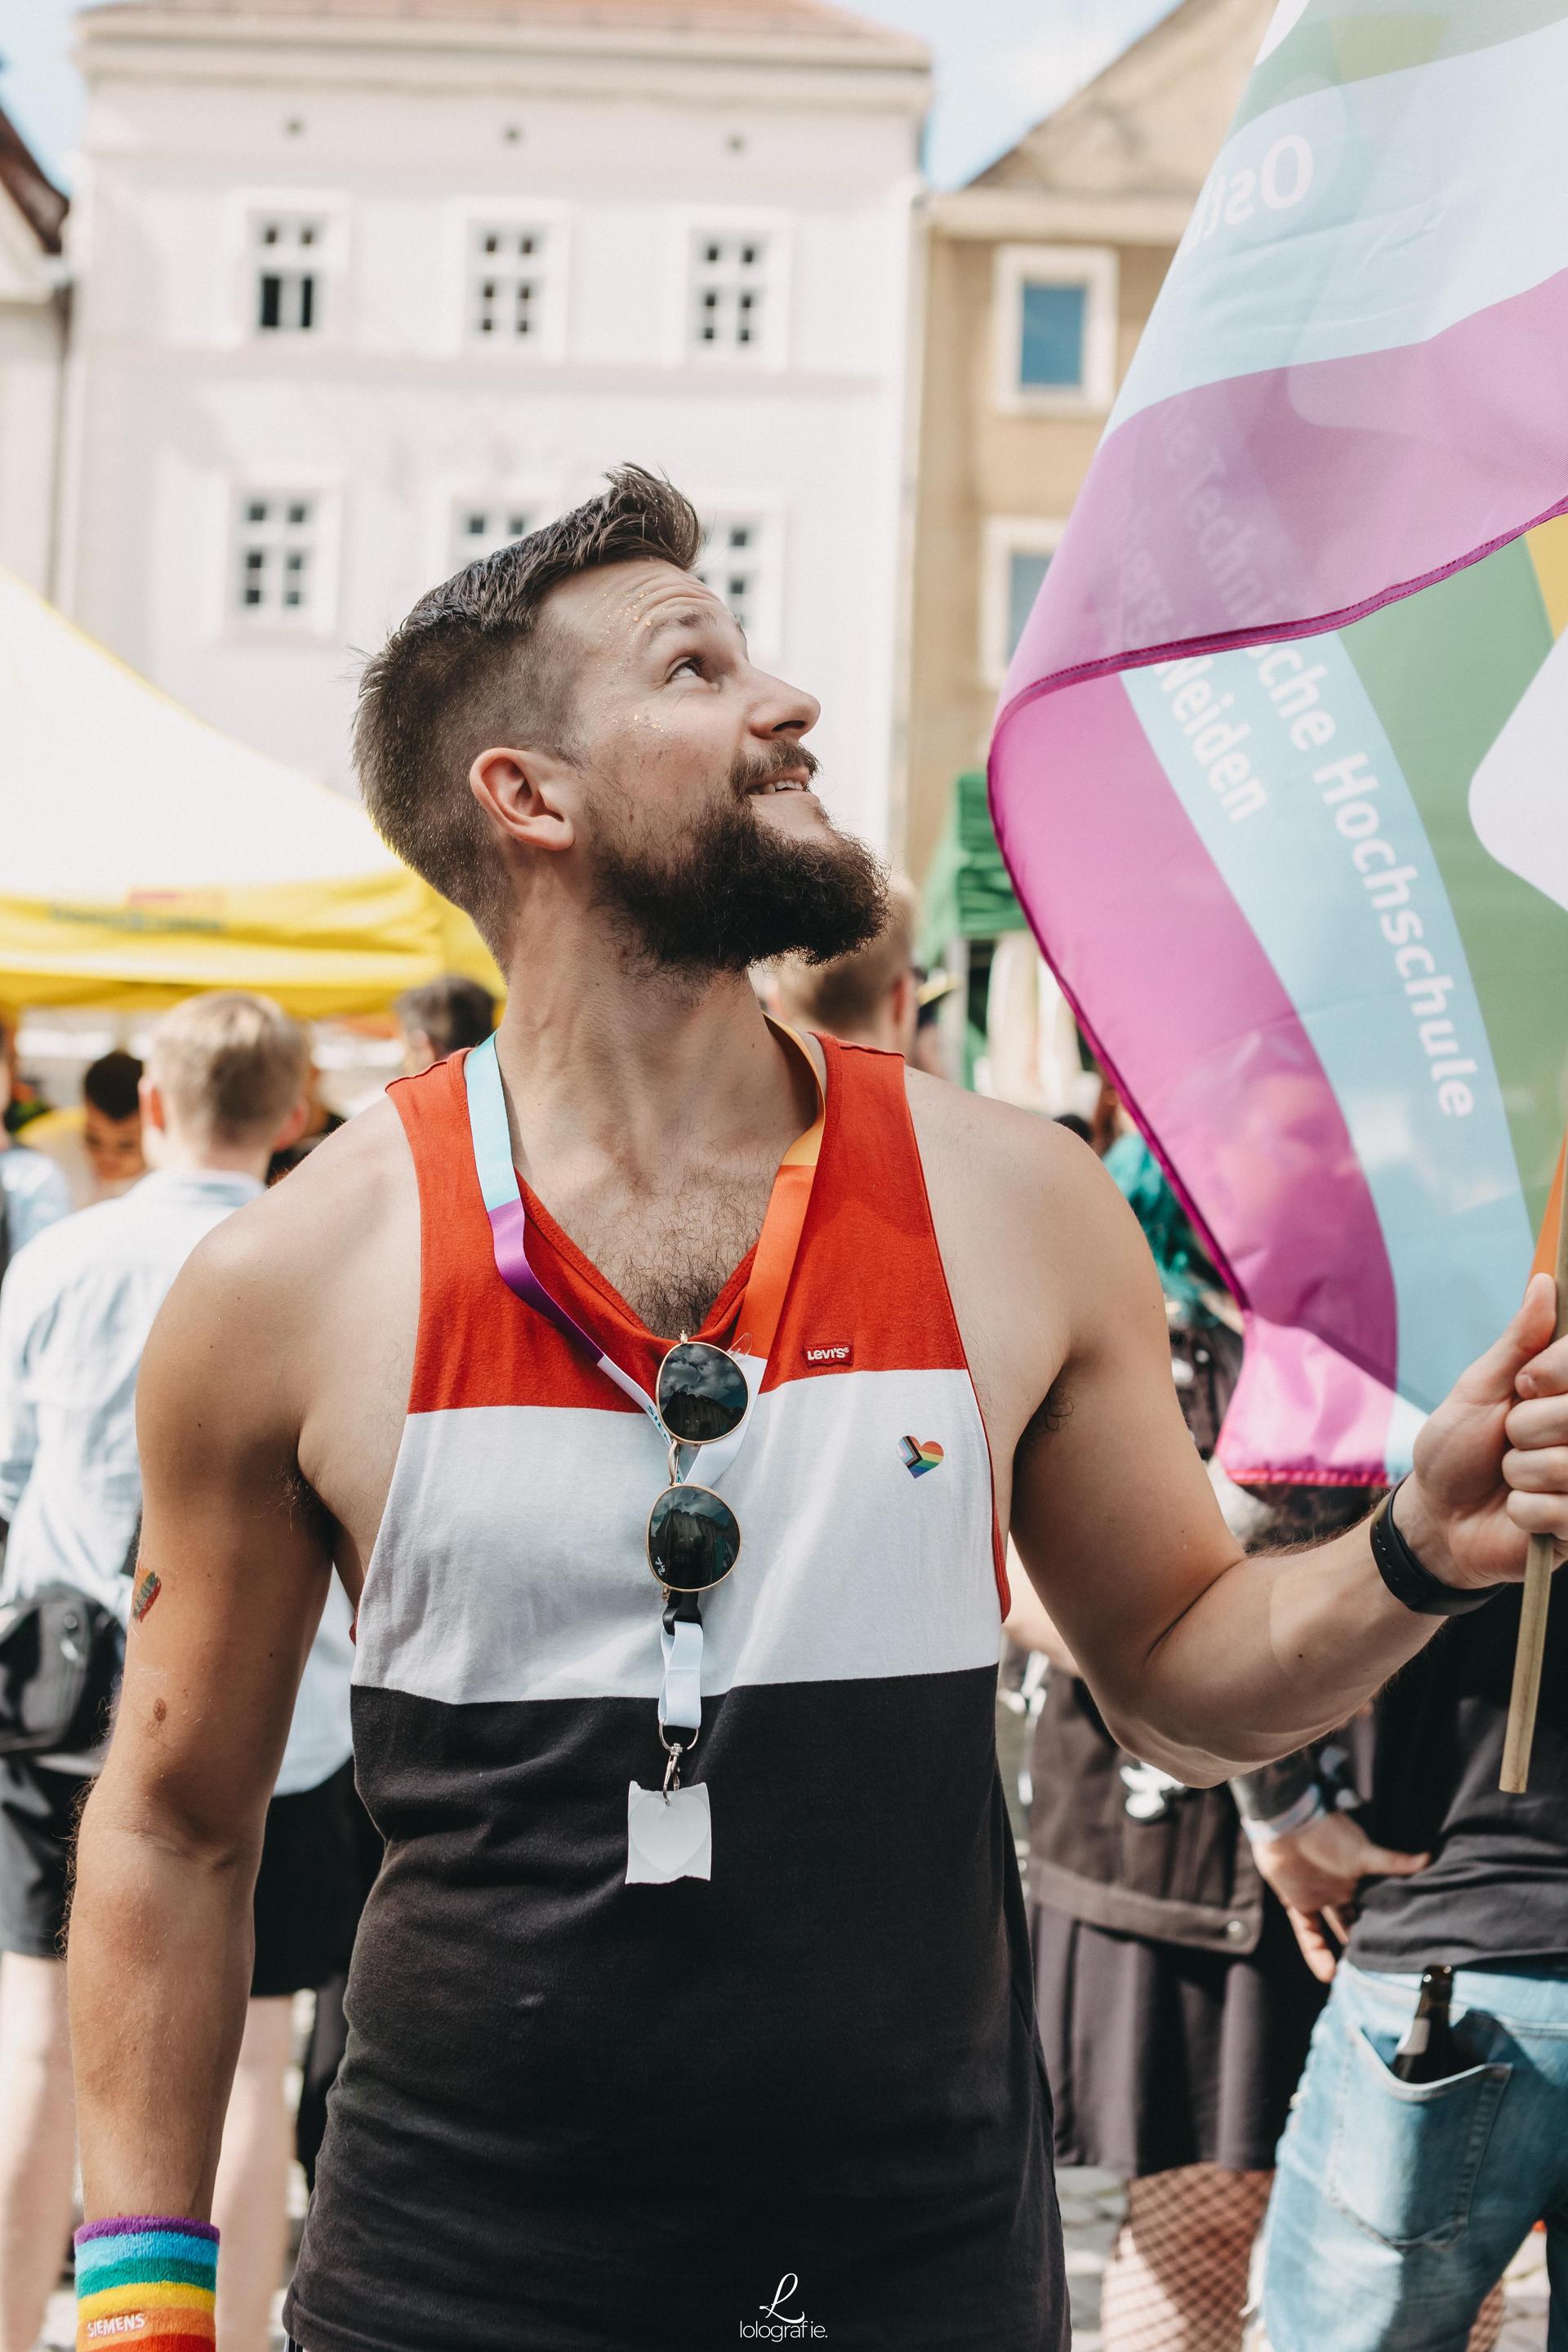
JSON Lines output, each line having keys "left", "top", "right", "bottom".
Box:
{"left": 1111, "top": 1518, "right": 1434, "bottom": 1782}
{"left": 68, "top": 1777, "right": 261, "bottom": 2221}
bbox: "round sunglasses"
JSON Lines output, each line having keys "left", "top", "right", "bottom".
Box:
{"left": 646, "top": 1339, "right": 750, "bottom": 1593}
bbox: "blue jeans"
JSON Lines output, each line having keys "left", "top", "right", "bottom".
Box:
{"left": 1261, "top": 1960, "right": 1568, "bottom": 2352}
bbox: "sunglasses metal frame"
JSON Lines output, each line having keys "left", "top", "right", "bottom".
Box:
{"left": 645, "top": 1478, "right": 743, "bottom": 1595}
{"left": 653, "top": 1338, "right": 751, "bottom": 1449}
{"left": 646, "top": 1339, "right": 748, "bottom": 1607}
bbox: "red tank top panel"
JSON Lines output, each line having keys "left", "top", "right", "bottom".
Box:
{"left": 383, "top": 1036, "right": 1003, "bottom": 1597}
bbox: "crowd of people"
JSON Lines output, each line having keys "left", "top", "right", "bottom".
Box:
{"left": 5, "top": 930, "right": 1562, "bottom": 2352}
{"left": 0, "top": 469, "right": 1564, "bottom": 2352}
{"left": 0, "top": 981, "right": 496, "bottom": 2352}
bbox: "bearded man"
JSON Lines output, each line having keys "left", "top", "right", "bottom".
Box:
{"left": 66, "top": 471, "right": 1568, "bottom": 2352}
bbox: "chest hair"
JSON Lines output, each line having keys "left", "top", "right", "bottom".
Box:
{"left": 552, "top": 1156, "right": 779, "bottom": 1340}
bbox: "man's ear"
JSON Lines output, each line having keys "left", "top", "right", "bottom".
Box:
{"left": 139, "top": 1075, "right": 170, "bottom": 1137}
{"left": 470, "top": 746, "right": 577, "bottom": 856}
{"left": 888, "top": 968, "right": 920, "bottom": 1060}
{"left": 271, "top": 1094, "right": 310, "bottom": 1153}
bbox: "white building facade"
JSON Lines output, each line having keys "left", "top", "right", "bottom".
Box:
{"left": 56, "top": 0, "right": 931, "bottom": 850}
{"left": 0, "top": 109, "right": 68, "bottom": 593}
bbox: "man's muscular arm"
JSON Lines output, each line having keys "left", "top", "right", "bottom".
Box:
{"left": 68, "top": 1203, "right": 333, "bottom": 2223}
{"left": 916, "top": 1081, "right": 1568, "bottom": 1783}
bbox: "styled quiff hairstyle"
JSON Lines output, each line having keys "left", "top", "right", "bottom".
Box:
{"left": 355, "top": 466, "right": 703, "bottom": 956}
{"left": 147, "top": 992, "right": 308, "bottom": 1146}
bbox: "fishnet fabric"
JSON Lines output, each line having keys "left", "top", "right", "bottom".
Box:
{"left": 1468, "top": 2280, "right": 1506, "bottom": 2351}
{"left": 1102, "top": 2170, "right": 1511, "bottom": 2352}
{"left": 1101, "top": 2166, "right": 1271, "bottom": 2352}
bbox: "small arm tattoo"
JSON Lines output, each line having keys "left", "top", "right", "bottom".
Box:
{"left": 131, "top": 1567, "right": 163, "bottom": 1624}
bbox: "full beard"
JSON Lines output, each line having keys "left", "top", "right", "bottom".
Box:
{"left": 592, "top": 757, "right": 889, "bottom": 975}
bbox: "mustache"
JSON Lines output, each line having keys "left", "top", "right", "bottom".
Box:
{"left": 731, "top": 742, "right": 821, "bottom": 796}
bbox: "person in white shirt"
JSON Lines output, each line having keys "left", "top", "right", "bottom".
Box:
{"left": 0, "top": 993, "right": 357, "bottom": 2352}
{"left": 0, "top": 1023, "right": 72, "bottom": 1281}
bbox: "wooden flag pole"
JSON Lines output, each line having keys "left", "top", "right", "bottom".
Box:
{"left": 1500, "top": 1134, "right": 1568, "bottom": 1794}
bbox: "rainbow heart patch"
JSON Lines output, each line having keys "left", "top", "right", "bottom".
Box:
{"left": 899, "top": 1435, "right": 945, "bottom": 1477}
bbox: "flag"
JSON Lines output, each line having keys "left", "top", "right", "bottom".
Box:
{"left": 990, "top": 0, "right": 1568, "bottom": 1483}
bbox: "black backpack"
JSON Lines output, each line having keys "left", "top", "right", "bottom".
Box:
{"left": 0, "top": 1583, "right": 124, "bottom": 1757}
{"left": 0, "top": 1181, "right": 131, "bottom": 1754}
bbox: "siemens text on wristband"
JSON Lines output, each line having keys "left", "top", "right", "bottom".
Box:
{"left": 74, "top": 2215, "right": 217, "bottom": 2347}
{"left": 1370, "top": 1482, "right": 1507, "bottom": 1619}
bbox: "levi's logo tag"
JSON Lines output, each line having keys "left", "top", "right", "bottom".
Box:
{"left": 804, "top": 1341, "right": 853, "bottom": 1367}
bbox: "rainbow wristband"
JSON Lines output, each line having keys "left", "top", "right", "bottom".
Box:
{"left": 74, "top": 2216, "right": 218, "bottom": 2347}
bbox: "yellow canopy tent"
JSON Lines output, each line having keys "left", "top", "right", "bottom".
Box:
{"left": 0, "top": 572, "right": 501, "bottom": 1016}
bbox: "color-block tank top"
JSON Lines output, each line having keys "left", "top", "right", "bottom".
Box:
{"left": 286, "top": 1039, "right": 1064, "bottom": 2352}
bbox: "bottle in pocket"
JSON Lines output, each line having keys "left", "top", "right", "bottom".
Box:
{"left": 1391, "top": 1965, "right": 1459, "bottom": 2083}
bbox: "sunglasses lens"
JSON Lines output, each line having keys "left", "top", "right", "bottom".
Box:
{"left": 657, "top": 1342, "right": 750, "bottom": 1445}
{"left": 648, "top": 1484, "right": 741, "bottom": 1592}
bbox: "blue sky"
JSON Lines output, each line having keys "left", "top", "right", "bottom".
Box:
{"left": 0, "top": 0, "right": 1178, "bottom": 191}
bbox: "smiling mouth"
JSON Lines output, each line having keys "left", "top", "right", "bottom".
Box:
{"left": 746, "top": 773, "right": 812, "bottom": 797}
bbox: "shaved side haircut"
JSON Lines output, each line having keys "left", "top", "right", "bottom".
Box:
{"left": 774, "top": 876, "right": 920, "bottom": 1039}
{"left": 355, "top": 466, "right": 703, "bottom": 956}
{"left": 395, "top": 976, "right": 497, "bottom": 1059}
{"left": 147, "top": 992, "right": 307, "bottom": 1146}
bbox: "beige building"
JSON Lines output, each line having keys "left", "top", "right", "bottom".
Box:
{"left": 902, "top": 0, "right": 1273, "bottom": 888}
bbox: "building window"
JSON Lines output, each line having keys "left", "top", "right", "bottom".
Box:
{"left": 696, "top": 516, "right": 764, "bottom": 636}
{"left": 1019, "top": 283, "right": 1088, "bottom": 390}
{"left": 982, "top": 519, "right": 1064, "bottom": 686}
{"left": 234, "top": 493, "right": 318, "bottom": 617}
{"left": 469, "top": 224, "right": 549, "bottom": 343}
{"left": 692, "top": 234, "right": 768, "bottom": 353}
{"left": 1006, "top": 549, "right": 1053, "bottom": 656}
{"left": 452, "top": 503, "right": 533, "bottom": 571}
{"left": 993, "top": 245, "right": 1117, "bottom": 413}
{"left": 254, "top": 216, "right": 324, "bottom": 333}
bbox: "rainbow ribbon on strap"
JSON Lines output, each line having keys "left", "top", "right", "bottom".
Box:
{"left": 75, "top": 2216, "right": 218, "bottom": 2346}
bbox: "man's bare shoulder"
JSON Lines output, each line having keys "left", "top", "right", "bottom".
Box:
{"left": 903, "top": 1065, "right": 1113, "bottom": 1233}
{"left": 902, "top": 1067, "right": 1162, "bottom": 1422}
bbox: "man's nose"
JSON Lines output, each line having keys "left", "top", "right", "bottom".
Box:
{"left": 752, "top": 670, "right": 820, "bottom": 741}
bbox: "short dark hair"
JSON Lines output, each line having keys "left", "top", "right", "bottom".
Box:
{"left": 774, "top": 877, "right": 918, "bottom": 1038}
{"left": 395, "top": 975, "right": 497, "bottom": 1059}
{"left": 356, "top": 466, "right": 703, "bottom": 957}
{"left": 83, "top": 1050, "right": 144, "bottom": 1123}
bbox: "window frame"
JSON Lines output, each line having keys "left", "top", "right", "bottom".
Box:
{"left": 228, "top": 190, "right": 350, "bottom": 349}
{"left": 449, "top": 200, "right": 570, "bottom": 361}
{"left": 670, "top": 212, "right": 791, "bottom": 371}
{"left": 980, "top": 515, "right": 1065, "bottom": 688}
{"left": 446, "top": 487, "right": 552, "bottom": 578}
{"left": 437, "top": 483, "right": 556, "bottom": 581}
{"left": 991, "top": 243, "right": 1118, "bottom": 416}
{"left": 692, "top": 499, "right": 786, "bottom": 664}
{"left": 220, "top": 476, "right": 342, "bottom": 641}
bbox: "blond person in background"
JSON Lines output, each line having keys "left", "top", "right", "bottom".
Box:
{"left": 0, "top": 995, "right": 354, "bottom": 2352}
{"left": 772, "top": 872, "right": 921, "bottom": 1058}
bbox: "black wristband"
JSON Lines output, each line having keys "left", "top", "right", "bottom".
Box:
{"left": 1231, "top": 1747, "right": 1319, "bottom": 1824}
{"left": 1370, "top": 1481, "right": 1507, "bottom": 1618}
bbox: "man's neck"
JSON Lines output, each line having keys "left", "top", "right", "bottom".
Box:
{"left": 151, "top": 1138, "right": 269, "bottom": 1183}
{"left": 493, "top": 925, "right": 815, "bottom": 1191}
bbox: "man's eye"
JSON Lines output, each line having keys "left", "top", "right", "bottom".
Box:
{"left": 670, "top": 654, "right": 703, "bottom": 679}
